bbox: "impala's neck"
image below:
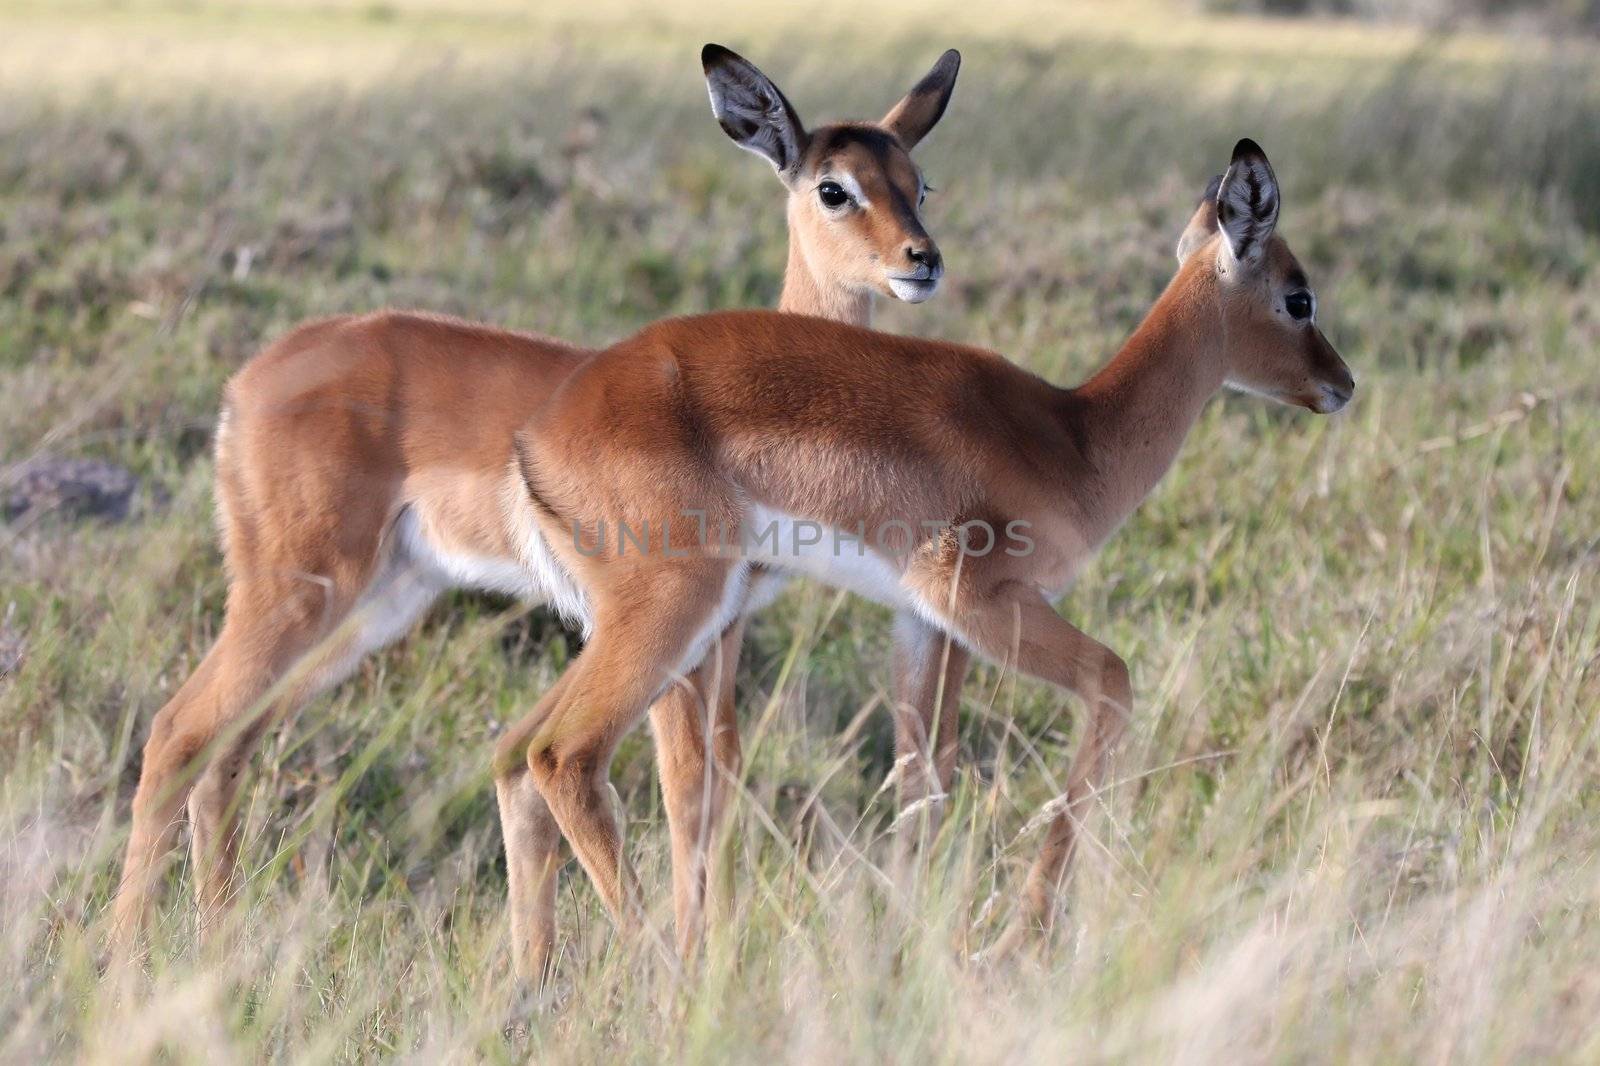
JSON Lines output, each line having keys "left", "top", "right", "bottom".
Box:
{"left": 1067, "top": 267, "right": 1227, "bottom": 534}
{"left": 779, "top": 229, "right": 873, "bottom": 326}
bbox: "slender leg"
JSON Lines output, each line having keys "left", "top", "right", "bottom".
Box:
{"left": 915, "top": 577, "right": 1132, "bottom": 940}
{"left": 114, "top": 547, "right": 439, "bottom": 958}
{"left": 184, "top": 562, "right": 439, "bottom": 936}
{"left": 113, "top": 604, "right": 321, "bottom": 955}
{"left": 492, "top": 671, "right": 573, "bottom": 986}
{"left": 702, "top": 653, "right": 743, "bottom": 936}
{"left": 186, "top": 715, "right": 268, "bottom": 926}
{"left": 650, "top": 617, "right": 745, "bottom": 960}
{"left": 890, "top": 612, "right": 971, "bottom": 844}
{"left": 114, "top": 639, "right": 230, "bottom": 953}
{"left": 506, "top": 561, "right": 735, "bottom": 955}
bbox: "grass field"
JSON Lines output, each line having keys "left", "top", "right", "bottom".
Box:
{"left": 2, "top": 1, "right": 1598, "bottom": 1061}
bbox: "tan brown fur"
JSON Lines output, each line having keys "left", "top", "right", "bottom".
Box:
{"left": 110, "top": 45, "right": 962, "bottom": 982}
{"left": 503, "top": 139, "right": 1355, "bottom": 950}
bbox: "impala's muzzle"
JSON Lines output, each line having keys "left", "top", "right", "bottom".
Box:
{"left": 1312, "top": 378, "right": 1354, "bottom": 414}
{"left": 888, "top": 244, "right": 944, "bottom": 303}
{"left": 1305, "top": 327, "right": 1355, "bottom": 414}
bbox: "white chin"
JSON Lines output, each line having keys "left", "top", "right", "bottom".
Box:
{"left": 888, "top": 277, "right": 939, "bottom": 303}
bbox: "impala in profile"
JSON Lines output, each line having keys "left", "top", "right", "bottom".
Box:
{"left": 111, "top": 44, "right": 963, "bottom": 981}
{"left": 500, "top": 139, "right": 1354, "bottom": 950}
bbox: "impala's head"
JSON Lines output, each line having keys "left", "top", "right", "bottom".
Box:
{"left": 703, "top": 44, "right": 959, "bottom": 305}
{"left": 1177, "top": 139, "right": 1355, "bottom": 414}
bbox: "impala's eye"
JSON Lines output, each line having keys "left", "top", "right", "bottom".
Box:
{"left": 817, "top": 181, "right": 850, "bottom": 209}
{"left": 1285, "top": 290, "right": 1314, "bottom": 321}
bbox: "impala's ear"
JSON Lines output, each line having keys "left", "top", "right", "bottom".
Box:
{"left": 1214, "top": 138, "right": 1280, "bottom": 268}
{"left": 702, "top": 43, "right": 809, "bottom": 179}
{"left": 881, "top": 49, "right": 960, "bottom": 150}
{"left": 1177, "top": 173, "right": 1223, "bottom": 265}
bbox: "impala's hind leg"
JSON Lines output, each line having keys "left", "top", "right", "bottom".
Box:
{"left": 114, "top": 539, "right": 438, "bottom": 955}
{"left": 184, "top": 560, "right": 440, "bottom": 926}
{"left": 650, "top": 617, "right": 745, "bottom": 960}
{"left": 912, "top": 574, "right": 1131, "bottom": 941}
{"left": 503, "top": 561, "right": 737, "bottom": 966}
{"left": 113, "top": 587, "right": 330, "bottom": 954}
{"left": 492, "top": 671, "right": 572, "bottom": 987}
{"left": 185, "top": 687, "right": 269, "bottom": 925}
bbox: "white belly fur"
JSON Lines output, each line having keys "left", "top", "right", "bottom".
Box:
{"left": 743, "top": 505, "right": 913, "bottom": 612}
{"left": 394, "top": 479, "right": 594, "bottom": 636}
{"left": 395, "top": 495, "right": 928, "bottom": 655}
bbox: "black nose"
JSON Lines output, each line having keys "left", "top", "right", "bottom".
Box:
{"left": 1314, "top": 372, "right": 1355, "bottom": 413}
{"left": 906, "top": 245, "right": 943, "bottom": 276}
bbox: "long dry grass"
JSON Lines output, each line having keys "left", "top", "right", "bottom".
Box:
{"left": 1, "top": 1, "right": 1597, "bottom": 1062}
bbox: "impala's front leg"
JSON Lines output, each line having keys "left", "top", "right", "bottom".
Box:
{"left": 890, "top": 612, "right": 970, "bottom": 844}
{"left": 913, "top": 571, "right": 1132, "bottom": 941}
{"left": 1015, "top": 643, "right": 1130, "bottom": 932}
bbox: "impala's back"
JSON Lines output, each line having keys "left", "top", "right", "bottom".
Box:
{"left": 518, "top": 310, "right": 1056, "bottom": 553}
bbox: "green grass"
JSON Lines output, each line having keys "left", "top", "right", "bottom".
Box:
{"left": 2, "top": 1, "right": 1598, "bottom": 1061}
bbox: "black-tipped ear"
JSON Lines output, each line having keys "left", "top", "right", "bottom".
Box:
{"left": 881, "top": 49, "right": 960, "bottom": 150}
{"left": 1214, "top": 138, "right": 1280, "bottom": 266}
{"left": 702, "top": 43, "right": 809, "bottom": 179}
{"left": 1176, "top": 173, "right": 1224, "bottom": 264}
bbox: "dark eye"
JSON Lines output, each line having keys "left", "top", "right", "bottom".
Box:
{"left": 1285, "top": 290, "right": 1314, "bottom": 321}
{"left": 817, "top": 181, "right": 850, "bottom": 209}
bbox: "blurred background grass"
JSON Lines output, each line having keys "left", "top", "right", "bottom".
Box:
{"left": 1, "top": 1, "right": 1597, "bottom": 1062}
